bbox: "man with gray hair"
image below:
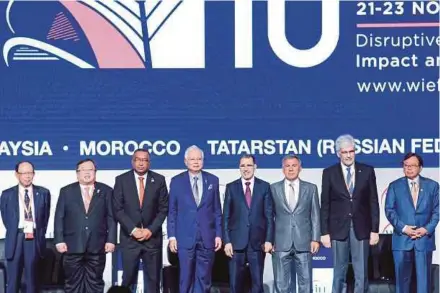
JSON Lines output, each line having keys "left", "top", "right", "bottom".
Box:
{"left": 167, "top": 145, "right": 222, "bottom": 293}
{"left": 320, "top": 134, "right": 380, "bottom": 293}
{"left": 271, "top": 154, "right": 320, "bottom": 293}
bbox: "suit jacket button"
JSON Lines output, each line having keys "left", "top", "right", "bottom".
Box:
{"left": 348, "top": 213, "right": 352, "bottom": 216}
{"left": 85, "top": 227, "right": 88, "bottom": 230}
{"left": 247, "top": 224, "right": 250, "bottom": 227}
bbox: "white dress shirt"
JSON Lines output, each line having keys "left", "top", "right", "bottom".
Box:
{"left": 284, "top": 178, "right": 299, "bottom": 210}
{"left": 134, "top": 171, "right": 147, "bottom": 199}
{"left": 241, "top": 177, "right": 255, "bottom": 196}
{"left": 18, "top": 185, "right": 36, "bottom": 228}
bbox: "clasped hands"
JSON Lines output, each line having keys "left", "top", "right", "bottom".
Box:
{"left": 404, "top": 226, "right": 427, "bottom": 239}
{"left": 132, "top": 228, "right": 152, "bottom": 241}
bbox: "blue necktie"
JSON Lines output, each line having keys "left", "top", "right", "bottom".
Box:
{"left": 346, "top": 167, "right": 354, "bottom": 195}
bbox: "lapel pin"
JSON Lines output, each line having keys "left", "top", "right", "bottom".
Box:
{"left": 97, "top": 189, "right": 100, "bottom": 194}
{"left": 151, "top": 177, "right": 155, "bottom": 183}
{"left": 36, "top": 192, "right": 39, "bottom": 196}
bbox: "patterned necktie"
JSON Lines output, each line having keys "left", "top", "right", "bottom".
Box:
{"left": 84, "top": 187, "right": 91, "bottom": 213}
{"left": 411, "top": 181, "right": 418, "bottom": 207}
{"left": 193, "top": 176, "right": 200, "bottom": 206}
{"left": 24, "top": 189, "right": 32, "bottom": 221}
{"left": 346, "top": 167, "right": 354, "bottom": 195}
{"left": 288, "top": 183, "right": 296, "bottom": 211}
{"left": 139, "top": 177, "right": 145, "bottom": 207}
{"left": 244, "top": 182, "right": 251, "bottom": 207}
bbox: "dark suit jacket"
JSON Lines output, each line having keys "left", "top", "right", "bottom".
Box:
{"left": 0, "top": 185, "right": 51, "bottom": 260}
{"left": 320, "top": 162, "right": 379, "bottom": 241}
{"left": 113, "top": 170, "right": 169, "bottom": 248}
{"left": 54, "top": 182, "right": 116, "bottom": 254}
{"left": 385, "top": 176, "right": 439, "bottom": 252}
{"left": 167, "top": 171, "right": 222, "bottom": 249}
{"left": 222, "top": 177, "right": 274, "bottom": 250}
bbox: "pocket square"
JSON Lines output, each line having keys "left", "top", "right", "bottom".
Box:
{"left": 208, "top": 184, "right": 213, "bottom": 190}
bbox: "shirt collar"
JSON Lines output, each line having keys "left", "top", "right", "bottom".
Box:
{"left": 407, "top": 176, "right": 420, "bottom": 185}
{"left": 241, "top": 177, "right": 255, "bottom": 186}
{"left": 341, "top": 162, "right": 355, "bottom": 172}
{"left": 285, "top": 178, "right": 299, "bottom": 186}
{"left": 18, "top": 184, "right": 33, "bottom": 194}
{"left": 134, "top": 170, "right": 147, "bottom": 180}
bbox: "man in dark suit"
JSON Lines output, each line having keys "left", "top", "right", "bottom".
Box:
{"left": 54, "top": 158, "right": 116, "bottom": 293}
{"left": 167, "top": 145, "right": 222, "bottom": 293}
{"left": 320, "top": 134, "right": 380, "bottom": 293}
{"left": 0, "top": 161, "right": 51, "bottom": 293}
{"left": 385, "top": 153, "right": 439, "bottom": 293}
{"left": 113, "top": 149, "right": 169, "bottom": 293}
{"left": 223, "top": 154, "right": 273, "bottom": 293}
{"left": 271, "top": 155, "right": 320, "bottom": 293}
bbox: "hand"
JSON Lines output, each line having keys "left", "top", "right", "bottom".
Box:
{"left": 403, "top": 226, "right": 417, "bottom": 238}
{"left": 310, "top": 241, "right": 320, "bottom": 254}
{"left": 224, "top": 243, "right": 233, "bottom": 258}
{"left": 414, "top": 227, "right": 428, "bottom": 238}
{"left": 105, "top": 243, "right": 115, "bottom": 253}
{"left": 169, "top": 239, "right": 178, "bottom": 253}
{"left": 132, "top": 228, "right": 144, "bottom": 240}
{"left": 56, "top": 243, "right": 68, "bottom": 253}
{"left": 369, "top": 232, "right": 379, "bottom": 246}
{"left": 141, "top": 229, "right": 152, "bottom": 241}
{"left": 264, "top": 242, "right": 273, "bottom": 254}
{"left": 320, "top": 234, "right": 331, "bottom": 248}
{"left": 215, "top": 237, "right": 222, "bottom": 252}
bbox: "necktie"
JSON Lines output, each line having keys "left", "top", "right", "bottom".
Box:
{"left": 139, "top": 177, "right": 145, "bottom": 207}
{"left": 84, "top": 187, "right": 91, "bottom": 213}
{"left": 288, "top": 183, "right": 296, "bottom": 211}
{"left": 346, "top": 167, "right": 354, "bottom": 195}
{"left": 244, "top": 182, "right": 251, "bottom": 207}
{"left": 193, "top": 176, "right": 200, "bottom": 206}
{"left": 411, "top": 181, "right": 418, "bottom": 207}
{"left": 24, "top": 189, "right": 32, "bottom": 221}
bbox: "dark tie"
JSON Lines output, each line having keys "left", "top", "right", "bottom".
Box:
{"left": 245, "top": 182, "right": 251, "bottom": 207}
{"left": 24, "top": 189, "right": 33, "bottom": 221}
{"left": 346, "top": 167, "right": 354, "bottom": 195}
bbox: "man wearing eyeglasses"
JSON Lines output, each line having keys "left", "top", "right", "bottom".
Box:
{"left": 222, "top": 154, "right": 273, "bottom": 293}
{"left": 0, "top": 161, "right": 51, "bottom": 293}
{"left": 113, "top": 149, "right": 169, "bottom": 293}
{"left": 320, "top": 134, "right": 380, "bottom": 293}
{"left": 385, "top": 152, "right": 439, "bottom": 293}
{"left": 54, "top": 158, "right": 116, "bottom": 293}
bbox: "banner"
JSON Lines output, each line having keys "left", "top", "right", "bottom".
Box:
{"left": 0, "top": 1, "right": 438, "bottom": 292}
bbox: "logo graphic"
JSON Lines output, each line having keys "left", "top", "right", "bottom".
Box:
{"left": 3, "top": 0, "right": 340, "bottom": 69}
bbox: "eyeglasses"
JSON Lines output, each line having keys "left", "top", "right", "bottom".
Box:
{"left": 403, "top": 164, "right": 419, "bottom": 169}
{"left": 17, "top": 172, "right": 34, "bottom": 176}
{"left": 76, "top": 169, "right": 96, "bottom": 173}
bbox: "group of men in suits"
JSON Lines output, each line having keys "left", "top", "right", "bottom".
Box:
{"left": 0, "top": 134, "right": 438, "bottom": 293}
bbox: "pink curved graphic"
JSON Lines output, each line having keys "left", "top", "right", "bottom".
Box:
{"left": 61, "top": 1, "right": 144, "bottom": 68}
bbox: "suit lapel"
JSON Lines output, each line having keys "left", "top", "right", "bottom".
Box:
{"left": 87, "top": 183, "right": 101, "bottom": 214}
{"left": 236, "top": 179, "right": 249, "bottom": 210}
{"left": 337, "top": 164, "right": 351, "bottom": 198}
{"left": 277, "top": 181, "right": 291, "bottom": 213}
{"left": 352, "top": 164, "right": 362, "bottom": 198}
{"left": 185, "top": 172, "right": 197, "bottom": 207}
{"left": 293, "top": 180, "right": 304, "bottom": 213}
{"left": 200, "top": 172, "right": 208, "bottom": 207}
{"left": 415, "top": 177, "right": 424, "bottom": 210}
{"left": 74, "top": 183, "right": 86, "bottom": 214}
{"left": 32, "top": 185, "right": 40, "bottom": 222}
{"left": 401, "top": 178, "right": 414, "bottom": 210}
{"left": 130, "top": 171, "right": 142, "bottom": 208}
{"left": 142, "top": 171, "right": 157, "bottom": 207}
